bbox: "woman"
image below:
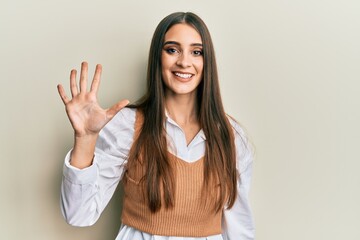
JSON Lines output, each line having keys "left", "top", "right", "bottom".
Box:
{"left": 58, "top": 12, "right": 254, "bottom": 240}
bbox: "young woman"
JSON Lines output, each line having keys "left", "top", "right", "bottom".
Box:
{"left": 58, "top": 12, "right": 254, "bottom": 240}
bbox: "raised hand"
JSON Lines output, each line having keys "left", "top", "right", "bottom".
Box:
{"left": 57, "top": 62, "right": 129, "bottom": 168}
{"left": 57, "top": 62, "right": 129, "bottom": 138}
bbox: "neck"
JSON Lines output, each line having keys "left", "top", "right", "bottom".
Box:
{"left": 165, "top": 91, "right": 198, "bottom": 126}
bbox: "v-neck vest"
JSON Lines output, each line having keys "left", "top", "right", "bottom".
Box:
{"left": 121, "top": 110, "right": 222, "bottom": 237}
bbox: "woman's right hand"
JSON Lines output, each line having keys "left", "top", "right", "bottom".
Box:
{"left": 57, "top": 62, "right": 129, "bottom": 168}
{"left": 57, "top": 62, "right": 129, "bottom": 138}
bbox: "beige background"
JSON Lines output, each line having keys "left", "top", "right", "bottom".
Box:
{"left": 1, "top": 0, "right": 359, "bottom": 239}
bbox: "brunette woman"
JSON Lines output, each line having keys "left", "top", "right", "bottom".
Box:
{"left": 58, "top": 12, "right": 254, "bottom": 240}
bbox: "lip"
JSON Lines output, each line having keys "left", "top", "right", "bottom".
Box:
{"left": 173, "top": 70, "right": 194, "bottom": 75}
{"left": 172, "top": 71, "right": 194, "bottom": 82}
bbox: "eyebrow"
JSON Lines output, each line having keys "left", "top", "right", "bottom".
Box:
{"left": 163, "top": 41, "right": 203, "bottom": 47}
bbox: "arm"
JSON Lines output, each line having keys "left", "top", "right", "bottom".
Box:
{"left": 222, "top": 121, "right": 255, "bottom": 240}
{"left": 57, "top": 62, "right": 131, "bottom": 226}
{"left": 60, "top": 108, "right": 135, "bottom": 226}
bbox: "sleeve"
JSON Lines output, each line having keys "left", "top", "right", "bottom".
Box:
{"left": 222, "top": 120, "right": 255, "bottom": 240}
{"left": 60, "top": 108, "right": 135, "bottom": 226}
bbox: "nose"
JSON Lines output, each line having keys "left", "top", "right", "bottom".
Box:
{"left": 176, "top": 52, "right": 191, "bottom": 68}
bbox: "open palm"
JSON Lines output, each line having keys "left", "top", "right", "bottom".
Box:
{"left": 57, "top": 62, "right": 129, "bottom": 137}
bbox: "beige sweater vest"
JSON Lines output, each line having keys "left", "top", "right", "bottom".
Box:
{"left": 121, "top": 111, "right": 223, "bottom": 237}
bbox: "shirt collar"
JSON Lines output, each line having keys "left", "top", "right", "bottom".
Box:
{"left": 165, "top": 110, "right": 206, "bottom": 141}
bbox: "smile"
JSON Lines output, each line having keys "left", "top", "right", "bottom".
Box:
{"left": 173, "top": 72, "right": 193, "bottom": 79}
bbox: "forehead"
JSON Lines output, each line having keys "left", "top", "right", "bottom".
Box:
{"left": 164, "top": 23, "right": 202, "bottom": 44}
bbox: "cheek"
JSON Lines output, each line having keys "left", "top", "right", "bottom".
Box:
{"left": 161, "top": 52, "right": 173, "bottom": 67}
{"left": 161, "top": 58, "right": 169, "bottom": 76}
{"left": 161, "top": 53, "right": 168, "bottom": 69}
{"left": 196, "top": 58, "right": 204, "bottom": 72}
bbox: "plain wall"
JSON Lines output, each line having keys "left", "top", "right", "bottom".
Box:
{"left": 1, "top": 0, "right": 359, "bottom": 239}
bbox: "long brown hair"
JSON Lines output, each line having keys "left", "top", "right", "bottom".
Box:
{"left": 126, "top": 12, "right": 237, "bottom": 213}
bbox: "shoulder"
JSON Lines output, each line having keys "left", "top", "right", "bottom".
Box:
{"left": 227, "top": 115, "right": 247, "bottom": 140}
{"left": 112, "top": 107, "right": 137, "bottom": 125}
{"left": 99, "top": 107, "right": 137, "bottom": 143}
{"left": 227, "top": 115, "right": 254, "bottom": 173}
{"left": 104, "top": 107, "right": 137, "bottom": 131}
{"left": 96, "top": 107, "right": 138, "bottom": 157}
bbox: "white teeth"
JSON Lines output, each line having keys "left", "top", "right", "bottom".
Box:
{"left": 174, "top": 72, "right": 192, "bottom": 79}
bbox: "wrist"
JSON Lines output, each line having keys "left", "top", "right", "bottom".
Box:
{"left": 74, "top": 133, "right": 99, "bottom": 143}
{"left": 70, "top": 134, "right": 98, "bottom": 169}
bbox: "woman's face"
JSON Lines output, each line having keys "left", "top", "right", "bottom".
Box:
{"left": 161, "top": 23, "right": 204, "bottom": 97}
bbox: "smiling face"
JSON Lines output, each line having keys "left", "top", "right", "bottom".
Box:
{"left": 161, "top": 23, "right": 204, "bottom": 97}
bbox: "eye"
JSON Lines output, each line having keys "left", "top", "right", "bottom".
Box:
{"left": 165, "top": 48, "right": 178, "bottom": 54}
{"left": 193, "top": 50, "right": 203, "bottom": 56}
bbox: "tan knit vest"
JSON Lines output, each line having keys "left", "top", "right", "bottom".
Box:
{"left": 121, "top": 111, "right": 223, "bottom": 237}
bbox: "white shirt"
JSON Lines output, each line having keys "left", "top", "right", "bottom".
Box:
{"left": 60, "top": 107, "right": 254, "bottom": 240}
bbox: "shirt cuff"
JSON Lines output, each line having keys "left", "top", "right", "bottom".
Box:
{"left": 62, "top": 149, "right": 98, "bottom": 185}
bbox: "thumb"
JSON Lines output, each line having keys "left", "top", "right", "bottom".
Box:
{"left": 106, "top": 99, "right": 130, "bottom": 119}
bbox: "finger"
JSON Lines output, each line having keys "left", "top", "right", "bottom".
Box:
{"left": 70, "top": 69, "right": 78, "bottom": 97}
{"left": 106, "top": 99, "right": 130, "bottom": 119}
{"left": 57, "top": 84, "right": 70, "bottom": 105}
{"left": 79, "top": 61, "right": 88, "bottom": 93}
{"left": 90, "top": 64, "right": 102, "bottom": 94}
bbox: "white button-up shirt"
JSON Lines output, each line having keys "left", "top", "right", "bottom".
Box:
{"left": 60, "top": 107, "right": 254, "bottom": 240}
